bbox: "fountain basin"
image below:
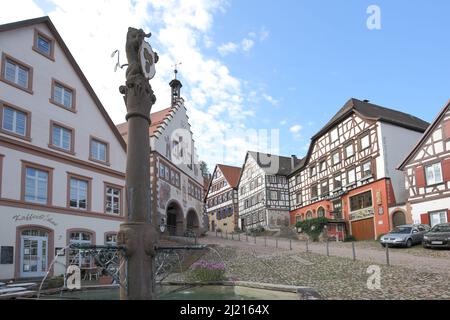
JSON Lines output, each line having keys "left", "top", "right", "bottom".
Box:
{"left": 35, "top": 282, "right": 320, "bottom": 300}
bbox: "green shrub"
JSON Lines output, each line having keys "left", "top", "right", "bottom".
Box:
{"left": 295, "top": 217, "right": 329, "bottom": 242}
{"left": 46, "top": 276, "right": 64, "bottom": 289}
{"left": 187, "top": 260, "right": 226, "bottom": 282}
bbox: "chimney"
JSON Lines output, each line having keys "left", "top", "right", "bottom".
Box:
{"left": 291, "top": 155, "right": 298, "bottom": 168}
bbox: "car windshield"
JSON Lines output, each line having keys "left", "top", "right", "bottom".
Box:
{"left": 430, "top": 225, "right": 450, "bottom": 233}
{"left": 390, "top": 227, "right": 412, "bottom": 234}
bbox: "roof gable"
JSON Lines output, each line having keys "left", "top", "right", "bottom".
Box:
{"left": 292, "top": 98, "right": 429, "bottom": 176}
{"left": 0, "top": 16, "right": 127, "bottom": 151}
{"left": 398, "top": 100, "right": 450, "bottom": 170}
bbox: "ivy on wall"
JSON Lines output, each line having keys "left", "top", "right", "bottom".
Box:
{"left": 295, "top": 217, "right": 329, "bottom": 242}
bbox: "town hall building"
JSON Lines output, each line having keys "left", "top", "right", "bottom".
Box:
{"left": 117, "top": 74, "right": 205, "bottom": 237}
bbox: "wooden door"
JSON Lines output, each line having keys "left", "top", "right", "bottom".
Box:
{"left": 351, "top": 218, "right": 375, "bottom": 241}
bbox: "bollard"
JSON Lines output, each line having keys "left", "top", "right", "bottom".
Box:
{"left": 385, "top": 244, "right": 390, "bottom": 266}
{"left": 264, "top": 236, "right": 267, "bottom": 247}
{"left": 232, "top": 233, "right": 234, "bottom": 240}
{"left": 352, "top": 242, "right": 356, "bottom": 261}
{"left": 246, "top": 233, "right": 248, "bottom": 242}
{"left": 276, "top": 238, "right": 278, "bottom": 249}
{"left": 238, "top": 233, "right": 241, "bottom": 241}
{"left": 194, "top": 233, "right": 197, "bottom": 245}
{"left": 226, "top": 230, "right": 228, "bottom": 240}
{"left": 306, "top": 240, "right": 309, "bottom": 253}
{"left": 326, "top": 240, "right": 329, "bottom": 256}
{"left": 254, "top": 235, "right": 256, "bottom": 244}
{"left": 290, "top": 239, "right": 292, "bottom": 251}
{"left": 215, "top": 230, "right": 218, "bottom": 238}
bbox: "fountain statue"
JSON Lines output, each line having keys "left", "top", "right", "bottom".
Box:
{"left": 117, "top": 27, "right": 159, "bottom": 300}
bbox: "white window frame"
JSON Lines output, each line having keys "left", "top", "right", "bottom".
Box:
{"left": 429, "top": 211, "right": 448, "bottom": 227}
{"left": 70, "top": 178, "right": 88, "bottom": 210}
{"left": 2, "top": 106, "right": 27, "bottom": 136}
{"left": 52, "top": 125, "right": 72, "bottom": 151}
{"left": 425, "top": 163, "right": 443, "bottom": 186}
{"left": 106, "top": 186, "right": 121, "bottom": 215}
{"left": 91, "top": 139, "right": 107, "bottom": 162}
{"left": 5, "top": 59, "right": 29, "bottom": 88}
{"left": 53, "top": 83, "right": 73, "bottom": 109}
{"left": 24, "top": 167, "right": 48, "bottom": 204}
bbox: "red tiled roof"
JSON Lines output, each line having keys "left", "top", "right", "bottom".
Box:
{"left": 117, "top": 106, "right": 173, "bottom": 139}
{"left": 217, "top": 164, "right": 242, "bottom": 188}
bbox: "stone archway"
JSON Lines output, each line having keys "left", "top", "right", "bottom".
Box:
{"left": 392, "top": 210, "right": 406, "bottom": 227}
{"left": 186, "top": 209, "right": 200, "bottom": 236}
{"left": 166, "top": 200, "right": 184, "bottom": 236}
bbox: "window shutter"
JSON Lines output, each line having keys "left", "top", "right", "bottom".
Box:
{"left": 442, "top": 159, "right": 450, "bottom": 182}
{"left": 420, "top": 213, "right": 430, "bottom": 226}
{"left": 415, "top": 166, "right": 426, "bottom": 188}
{"left": 444, "top": 120, "right": 450, "bottom": 139}
{"left": 447, "top": 210, "right": 450, "bottom": 223}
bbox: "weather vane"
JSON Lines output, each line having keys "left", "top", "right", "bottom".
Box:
{"left": 172, "top": 61, "right": 182, "bottom": 79}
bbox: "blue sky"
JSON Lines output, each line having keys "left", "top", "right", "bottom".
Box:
{"left": 3, "top": 1, "right": 450, "bottom": 170}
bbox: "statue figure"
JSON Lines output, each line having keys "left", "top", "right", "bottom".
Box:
{"left": 119, "top": 27, "right": 159, "bottom": 123}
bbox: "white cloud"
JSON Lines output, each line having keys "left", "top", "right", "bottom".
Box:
{"left": 259, "top": 27, "right": 269, "bottom": 41}
{"left": 217, "top": 41, "right": 238, "bottom": 56}
{"left": 280, "top": 120, "right": 287, "bottom": 126}
{"left": 241, "top": 38, "right": 254, "bottom": 51}
{"left": 1, "top": 0, "right": 276, "bottom": 168}
{"left": 262, "top": 94, "right": 279, "bottom": 107}
{"left": 289, "top": 125, "right": 303, "bottom": 133}
{"left": 0, "top": 0, "right": 44, "bottom": 22}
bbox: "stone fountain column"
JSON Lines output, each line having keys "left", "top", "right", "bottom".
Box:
{"left": 117, "top": 27, "right": 159, "bottom": 300}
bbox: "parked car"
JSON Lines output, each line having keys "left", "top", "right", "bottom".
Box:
{"left": 422, "top": 223, "right": 450, "bottom": 249}
{"left": 380, "top": 224, "right": 430, "bottom": 248}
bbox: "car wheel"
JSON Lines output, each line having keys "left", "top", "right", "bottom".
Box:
{"left": 406, "top": 239, "right": 412, "bottom": 248}
{"left": 381, "top": 243, "right": 386, "bottom": 248}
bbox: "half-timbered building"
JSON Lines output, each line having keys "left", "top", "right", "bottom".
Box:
{"left": 238, "top": 151, "right": 300, "bottom": 231}
{"left": 398, "top": 100, "right": 450, "bottom": 227}
{"left": 0, "top": 17, "right": 127, "bottom": 280}
{"left": 289, "top": 99, "right": 429, "bottom": 240}
{"left": 205, "top": 164, "right": 241, "bottom": 233}
{"left": 117, "top": 75, "right": 205, "bottom": 237}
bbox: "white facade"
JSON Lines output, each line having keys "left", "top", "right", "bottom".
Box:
{"left": 151, "top": 98, "right": 204, "bottom": 235}
{"left": 0, "top": 18, "right": 126, "bottom": 280}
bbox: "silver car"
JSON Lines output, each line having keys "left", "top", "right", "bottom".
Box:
{"left": 380, "top": 224, "right": 430, "bottom": 248}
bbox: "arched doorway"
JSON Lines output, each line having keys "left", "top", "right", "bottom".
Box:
{"left": 392, "top": 211, "right": 406, "bottom": 227}
{"left": 317, "top": 207, "right": 325, "bottom": 218}
{"left": 166, "top": 201, "right": 184, "bottom": 236}
{"left": 186, "top": 209, "right": 200, "bottom": 236}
